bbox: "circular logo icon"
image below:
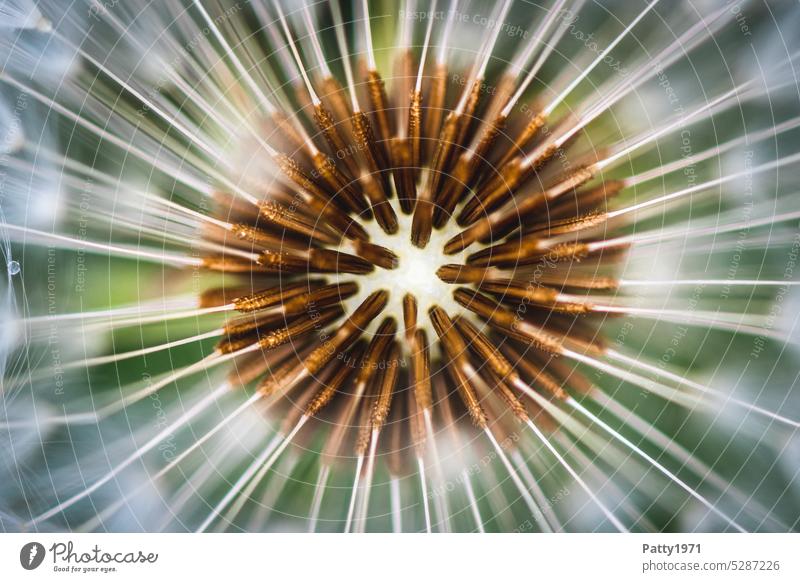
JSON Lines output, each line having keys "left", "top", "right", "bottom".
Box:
{"left": 20, "top": 542, "right": 46, "bottom": 570}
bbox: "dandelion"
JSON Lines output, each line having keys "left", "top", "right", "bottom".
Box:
{"left": 1, "top": 0, "right": 799, "bottom": 533}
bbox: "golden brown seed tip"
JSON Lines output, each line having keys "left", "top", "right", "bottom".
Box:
{"left": 353, "top": 240, "right": 399, "bottom": 270}
{"left": 346, "top": 290, "right": 390, "bottom": 332}
{"left": 446, "top": 357, "right": 488, "bottom": 430}
{"left": 499, "top": 343, "right": 568, "bottom": 400}
{"left": 232, "top": 281, "right": 313, "bottom": 313}
{"left": 478, "top": 281, "right": 560, "bottom": 308}
{"left": 313, "top": 104, "right": 361, "bottom": 184}
{"left": 410, "top": 194, "right": 434, "bottom": 249}
{"left": 546, "top": 242, "right": 591, "bottom": 262}
{"left": 360, "top": 173, "right": 399, "bottom": 235}
{"left": 410, "top": 329, "right": 433, "bottom": 411}
{"left": 530, "top": 210, "right": 608, "bottom": 237}
{"left": 488, "top": 369, "right": 529, "bottom": 422}
{"left": 370, "top": 342, "right": 400, "bottom": 431}
{"left": 319, "top": 76, "right": 352, "bottom": 125}
{"left": 402, "top": 293, "right": 418, "bottom": 338}
{"left": 354, "top": 317, "right": 398, "bottom": 384}
{"left": 300, "top": 291, "right": 390, "bottom": 379}
{"left": 305, "top": 343, "right": 366, "bottom": 418}
{"left": 258, "top": 201, "right": 340, "bottom": 245}
{"left": 436, "top": 264, "right": 490, "bottom": 284}
{"left": 199, "top": 286, "right": 248, "bottom": 308}
{"left": 201, "top": 256, "right": 264, "bottom": 273}
{"left": 275, "top": 153, "right": 334, "bottom": 205}
{"left": 540, "top": 275, "right": 619, "bottom": 291}
{"left": 365, "top": 69, "right": 394, "bottom": 162}
{"left": 453, "top": 288, "right": 517, "bottom": 329}
{"left": 309, "top": 248, "right": 376, "bottom": 275}
{"left": 492, "top": 110, "right": 547, "bottom": 178}
{"left": 311, "top": 151, "right": 365, "bottom": 214}
{"left": 428, "top": 305, "right": 457, "bottom": 345}
{"left": 281, "top": 282, "right": 359, "bottom": 315}
{"left": 454, "top": 317, "right": 515, "bottom": 380}
{"left": 218, "top": 307, "right": 343, "bottom": 355}
{"left": 391, "top": 137, "right": 417, "bottom": 214}
{"left": 457, "top": 156, "right": 523, "bottom": 226}
{"left": 408, "top": 90, "right": 422, "bottom": 170}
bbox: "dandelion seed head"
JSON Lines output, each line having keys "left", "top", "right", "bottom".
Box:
{"left": 1, "top": 0, "right": 800, "bottom": 533}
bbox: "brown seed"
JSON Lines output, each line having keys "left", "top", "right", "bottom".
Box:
{"left": 429, "top": 306, "right": 486, "bottom": 428}
{"left": 232, "top": 281, "right": 317, "bottom": 313}
{"left": 456, "top": 156, "right": 523, "bottom": 226}
{"left": 432, "top": 152, "right": 472, "bottom": 228}
{"left": 452, "top": 288, "right": 565, "bottom": 354}
{"left": 480, "top": 365, "right": 529, "bottom": 423}
{"left": 308, "top": 248, "right": 375, "bottom": 275}
{"left": 423, "top": 62, "right": 448, "bottom": 165}
{"left": 258, "top": 200, "right": 341, "bottom": 246}
{"left": 313, "top": 103, "right": 361, "bottom": 180}
{"left": 218, "top": 306, "right": 343, "bottom": 354}
{"left": 353, "top": 239, "right": 400, "bottom": 270}
{"left": 270, "top": 110, "right": 310, "bottom": 158}
{"left": 201, "top": 255, "right": 268, "bottom": 273}
{"left": 546, "top": 179, "right": 625, "bottom": 221}
{"left": 281, "top": 282, "right": 360, "bottom": 315}
{"left": 199, "top": 285, "right": 254, "bottom": 309}
{"left": 391, "top": 137, "right": 417, "bottom": 214}
{"left": 230, "top": 223, "right": 307, "bottom": 251}
{"left": 402, "top": 293, "right": 418, "bottom": 339}
{"left": 325, "top": 318, "right": 395, "bottom": 460}
{"left": 259, "top": 291, "right": 389, "bottom": 395}
{"left": 450, "top": 166, "right": 597, "bottom": 252}
{"left": 351, "top": 111, "right": 390, "bottom": 187}
{"left": 454, "top": 317, "right": 517, "bottom": 380}
{"left": 426, "top": 112, "right": 460, "bottom": 209}
{"left": 498, "top": 343, "right": 568, "bottom": 400}
{"left": 319, "top": 75, "right": 353, "bottom": 131}
{"left": 370, "top": 341, "right": 401, "bottom": 432}
{"left": 410, "top": 189, "right": 435, "bottom": 249}
{"left": 353, "top": 317, "right": 398, "bottom": 387}
{"left": 435, "top": 264, "right": 493, "bottom": 284}
{"left": 408, "top": 89, "right": 423, "bottom": 175}
{"left": 360, "top": 172, "right": 399, "bottom": 234}
{"left": 494, "top": 112, "right": 547, "bottom": 170}
{"left": 228, "top": 343, "right": 309, "bottom": 389}
{"left": 311, "top": 151, "right": 367, "bottom": 214}
{"left": 305, "top": 341, "right": 366, "bottom": 418}
{"left": 410, "top": 329, "right": 432, "bottom": 411}
{"left": 365, "top": 68, "right": 395, "bottom": 167}
{"left": 275, "top": 153, "right": 338, "bottom": 210}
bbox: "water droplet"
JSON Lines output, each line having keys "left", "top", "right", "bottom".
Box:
{"left": 7, "top": 260, "right": 20, "bottom": 276}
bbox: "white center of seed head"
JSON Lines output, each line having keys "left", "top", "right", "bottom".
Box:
{"left": 337, "top": 211, "right": 468, "bottom": 343}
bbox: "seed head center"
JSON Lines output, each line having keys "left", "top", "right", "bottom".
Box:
{"left": 338, "top": 211, "right": 466, "bottom": 340}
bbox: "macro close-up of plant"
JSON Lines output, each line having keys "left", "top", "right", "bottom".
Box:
{"left": 1, "top": 0, "right": 800, "bottom": 534}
